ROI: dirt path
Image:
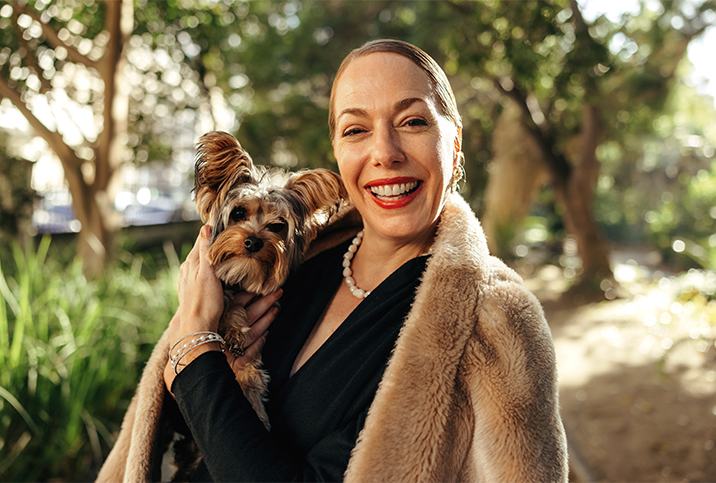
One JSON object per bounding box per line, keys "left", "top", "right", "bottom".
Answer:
{"left": 524, "top": 264, "right": 716, "bottom": 482}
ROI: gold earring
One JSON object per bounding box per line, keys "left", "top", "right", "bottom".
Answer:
{"left": 451, "top": 152, "right": 465, "bottom": 192}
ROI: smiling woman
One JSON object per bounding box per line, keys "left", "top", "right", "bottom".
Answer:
{"left": 99, "top": 39, "right": 567, "bottom": 483}
{"left": 331, "top": 52, "right": 459, "bottom": 261}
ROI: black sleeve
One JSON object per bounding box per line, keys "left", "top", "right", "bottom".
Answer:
{"left": 172, "top": 351, "right": 361, "bottom": 482}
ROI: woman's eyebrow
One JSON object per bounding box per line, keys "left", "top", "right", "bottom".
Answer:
{"left": 337, "top": 107, "right": 367, "bottom": 121}
{"left": 394, "top": 97, "right": 424, "bottom": 113}
{"left": 337, "top": 98, "right": 426, "bottom": 122}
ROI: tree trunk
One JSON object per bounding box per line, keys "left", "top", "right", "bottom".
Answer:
{"left": 2, "top": 0, "right": 133, "bottom": 277}
{"left": 482, "top": 100, "right": 549, "bottom": 258}
{"left": 73, "top": 0, "right": 133, "bottom": 278}
{"left": 549, "top": 105, "right": 613, "bottom": 297}
{"left": 63, "top": 164, "right": 115, "bottom": 278}
{"left": 483, "top": 86, "right": 614, "bottom": 295}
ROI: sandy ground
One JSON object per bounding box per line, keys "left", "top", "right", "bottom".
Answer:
{"left": 523, "top": 261, "right": 716, "bottom": 482}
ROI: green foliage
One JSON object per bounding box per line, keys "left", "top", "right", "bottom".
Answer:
{"left": 650, "top": 161, "right": 716, "bottom": 269}
{"left": 124, "top": 0, "right": 465, "bottom": 170}
{"left": 593, "top": 62, "right": 716, "bottom": 269}
{"left": 0, "top": 237, "right": 178, "bottom": 481}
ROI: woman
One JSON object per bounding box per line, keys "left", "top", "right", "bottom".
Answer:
{"left": 99, "top": 39, "right": 567, "bottom": 482}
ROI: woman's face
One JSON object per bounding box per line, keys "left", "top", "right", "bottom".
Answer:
{"left": 332, "top": 52, "right": 460, "bottom": 247}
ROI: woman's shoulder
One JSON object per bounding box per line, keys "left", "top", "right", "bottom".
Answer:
{"left": 467, "top": 254, "right": 556, "bottom": 369}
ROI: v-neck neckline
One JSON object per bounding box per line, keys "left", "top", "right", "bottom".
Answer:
{"left": 294, "top": 253, "right": 428, "bottom": 378}
{"left": 265, "top": 240, "right": 429, "bottom": 391}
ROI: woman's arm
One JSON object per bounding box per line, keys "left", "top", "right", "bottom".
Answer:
{"left": 467, "top": 270, "right": 568, "bottom": 482}
{"left": 164, "top": 225, "right": 358, "bottom": 481}
{"left": 173, "top": 351, "right": 360, "bottom": 482}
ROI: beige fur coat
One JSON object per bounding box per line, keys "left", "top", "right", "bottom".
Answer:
{"left": 96, "top": 193, "right": 567, "bottom": 482}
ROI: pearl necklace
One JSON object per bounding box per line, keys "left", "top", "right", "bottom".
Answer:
{"left": 343, "top": 231, "right": 371, "bottom": 299}
{"left": 342, "top": 230, "right": 433, "bottom": 300}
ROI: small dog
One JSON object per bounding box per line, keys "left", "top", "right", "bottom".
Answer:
{"left": 192, "top": 130, "right": 347, "bottom": 427}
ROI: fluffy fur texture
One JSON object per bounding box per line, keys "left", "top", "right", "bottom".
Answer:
{"left": 96, "top": 193, "right": 567, "bottom": 483}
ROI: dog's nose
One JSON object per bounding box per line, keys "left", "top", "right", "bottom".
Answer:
{"left": 244, "top": 236, "right": 264, "bottom": 253}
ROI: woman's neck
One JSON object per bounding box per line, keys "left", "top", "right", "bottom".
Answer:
{"left": 349, "top": 225, "right": 435, "bottom": 292}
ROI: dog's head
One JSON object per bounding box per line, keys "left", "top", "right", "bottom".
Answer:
{"left": 193, "top": 131, "right": 347, "bottom": 294}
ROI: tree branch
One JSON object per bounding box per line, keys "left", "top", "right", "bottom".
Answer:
{"left": 13, "top": 3, "right": 100, "bottom": 71}
{"left": 444, "top": 0, "right": 471, "bottom": 15}
{"left": 569, "top": 0, "right": 589, "bottom": 35}
{"left": 492, "top": 78, "right": 572, "bottom": 181}
{"left": 0, "top": 77, "right": 84, "bottom": 171}
{"left": 94, "top": 0, "right": 132, "bottom": 191}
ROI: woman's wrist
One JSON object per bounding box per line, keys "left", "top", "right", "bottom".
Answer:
{"left": 173, "top": 341, "right": 223, "bottom": 373}
{"left": 169, "top": 330, "right": 225, "bottom": 374}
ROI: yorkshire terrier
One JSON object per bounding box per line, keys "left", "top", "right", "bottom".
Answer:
{"left": 192, "top": 130, "right": 347, "bottom": 428}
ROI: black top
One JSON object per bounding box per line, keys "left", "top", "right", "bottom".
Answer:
{"left": 172, "top": 240, "right": 428, "bottom": 482}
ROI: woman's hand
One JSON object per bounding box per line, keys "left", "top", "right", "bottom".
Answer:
{"left": 165, "top": 225, "right": 225, "bottom": 391}
{"left": 179, "top": 225, "right": 225, "bottom": 326}
{"left": 164, "top": 225, "right": 282, "bottom": 393}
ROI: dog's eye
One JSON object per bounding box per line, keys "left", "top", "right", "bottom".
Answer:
{"left": 230, "top": 206, "right": 247, "bottom": 222}
{"left": 267, "top": 219, "right": 287, "bottom": 233}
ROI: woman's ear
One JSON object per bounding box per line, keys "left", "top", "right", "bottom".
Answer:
{"left": 453, "top": 128, "right": 462, "bottom": 168}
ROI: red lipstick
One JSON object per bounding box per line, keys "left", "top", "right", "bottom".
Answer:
{"left": 364, "top": 178, "right": 423, "bottom": 209}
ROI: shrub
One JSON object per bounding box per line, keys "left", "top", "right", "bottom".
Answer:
{"left": 0, "top": 237, "right": 178, "bottom": 481}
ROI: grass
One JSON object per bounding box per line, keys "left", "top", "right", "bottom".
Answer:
{"left": 0, "top": 237, "right": 180, "bottom": 481}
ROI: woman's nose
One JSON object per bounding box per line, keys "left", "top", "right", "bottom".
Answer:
{"left": 371, "top": 123, "right": 405, "bottom": 167}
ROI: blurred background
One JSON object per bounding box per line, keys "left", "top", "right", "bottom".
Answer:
{"left": 0, "top": 0, "right": 714, "bottom": 481}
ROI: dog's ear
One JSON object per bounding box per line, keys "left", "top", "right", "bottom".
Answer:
{"left": 194, "top": 131, "right": 255, "bottom": 223}
{"left": 284, "top": 169, "right": 348, "bottom": 221}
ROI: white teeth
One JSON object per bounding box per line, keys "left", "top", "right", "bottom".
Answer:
{"left": 370, "top": 181, "right": 418, "bottom": 198}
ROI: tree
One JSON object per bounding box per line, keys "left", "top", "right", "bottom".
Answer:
{"left": 0, "top": 0, "right": 133, "bottom": 277}
{"left": 444, "top": 0, "right": 715, "bottom": 294}
{"left": 183, "top": 0, "right": 448, "bottom": 169}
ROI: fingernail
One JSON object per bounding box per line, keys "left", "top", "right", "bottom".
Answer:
{"left": 201, "top": 225, "right": 211, "bottom": 239}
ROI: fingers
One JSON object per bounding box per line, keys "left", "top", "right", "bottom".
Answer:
{"left": 183, "top": 227, "right": 204, "bottom": 267}
{"left": 181, "top": 226, "right": 212, "bottom": 275}
{"left": 178, "top": 228, "right": 208, "bottom": 305}
{"left": 223, "top": 291, "right": 280, "bottom": 375}
{"left": 243, "top": 289, "right": 282, "bottom": 325}
{"left": 245, "top": 332, "right": 268, "bottom": 360}
{"left": 234, "top": 291, "right": 258, "bottom": 308}
{"left": 245, "top": 303, "right": 277, "bottom": 343}
{"left": 197, "top": 225, "right": 213, "bottom": 271}
{"left": 175, "top": 224, "right": 224, "bottom": 331}
{"left": 226, "top": 332, "right": 268, "bottom": 373}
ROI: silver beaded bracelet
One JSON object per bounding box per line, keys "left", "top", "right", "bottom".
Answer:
{"left": 169, "top": 331, "right": 225, "bottom": 374}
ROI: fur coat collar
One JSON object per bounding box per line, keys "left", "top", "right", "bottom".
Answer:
{"left": 96, "top": 193, "right": 567, "bottom": 482}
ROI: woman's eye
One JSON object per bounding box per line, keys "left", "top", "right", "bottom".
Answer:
{"left": 405, "top": 118, "right": 428, "bottom": 127}
{"left": 267, "top": 219, "right": 287, "bottom": 233}
{"left": 342, "top": 127, "right": 365, "bottom": 137}
{"left": 230, "top": 206, "right": 247, "bottom": 222}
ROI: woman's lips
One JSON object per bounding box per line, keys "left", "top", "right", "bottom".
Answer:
{"left": 365, "top": 178, "right": 423, "bottom": 209}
